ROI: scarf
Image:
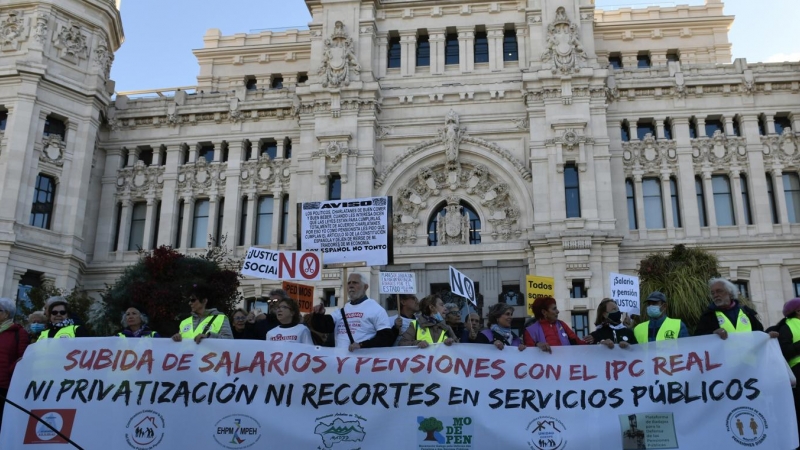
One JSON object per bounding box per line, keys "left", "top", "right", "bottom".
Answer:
{"left": 490, "top": 324, "right": 513, "bottom": 343}
{"left": 51, "top": 318, "right": 75, "bottom": 329}
{"left": 122, "top": 326, "right": 152, "bottom": 338}
{"left": 607, "top": 322, "right": 628, "bottom": 330}
{"left": 0, "top": 319, "right": 12, "bottom": 334}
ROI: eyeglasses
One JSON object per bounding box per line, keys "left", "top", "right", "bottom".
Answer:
{"left": 233, "top": 316, "right": 246, "bottom": 322}
{"left": 51, "top": 310, "right": 67, "bottom": 316}
{"left": 446, "top": 311, "right": 460, "bottom": 316}
{"left": 275, "top": 305, "right": 291, "bottom": 311}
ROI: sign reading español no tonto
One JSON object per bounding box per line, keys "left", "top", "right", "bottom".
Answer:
{"left": 300, "top": 196, "right": 392, "bottom": 266}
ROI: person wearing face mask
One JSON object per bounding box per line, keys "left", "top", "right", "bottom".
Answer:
{"left": 399, "top": 295, "right": 457, "bottom": 348}
{"left": 27, "top": 311, "right": 46, "bottom": 343}
{"left": 695, "top": 278, "right": 765, "bottom": 339}
{"left": 633, "top": 292, "right": 689, "bottom": 343}
{"left": 590, "top": 298, "right": 637, "bottom": 349}
{"left": 389, "top": 294, "right": 420, "bottom": 346}
{"left": 774, "top": 298, "right": 800, "bottom": 443}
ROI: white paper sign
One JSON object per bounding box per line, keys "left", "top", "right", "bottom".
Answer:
{"left": 379, "top": 272, "right": 416, "bottom": 294}
{"left": 449, "top": 266, "right": 476, "bottom": 306}
{"left": 610, "top": 272, "right": 640, "bottom": 315}
{"left": 300, "top": 197, "right": 391, "bottom": 266}
{"left": 241, "top": 247, "right": 322, "bottom": 281}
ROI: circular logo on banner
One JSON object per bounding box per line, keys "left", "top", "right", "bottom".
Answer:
{"left": 300, "top": 253, "right": 320, "bottom": 279}
{"left": 726, "top": 407, "right": 767, "bottom": 447}
{"left": 213, "top": 414, "right": 262, "bottom": 449}
{"left": 35, "top": 411, "right": 64, "bottom": 441}
{"left": 125, "top": 410, "right": 166, "bottom": 450}
{"left": 526, "top": 416, "right": 567, "bottom": 450}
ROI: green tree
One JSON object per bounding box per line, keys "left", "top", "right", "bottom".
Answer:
{"left": 21, "top": 282, "right": 93, "bottom": 330}
{"left": 418, "top": 417, "right": 444, "bottom": 441}
{"left": 637, "top": 244, "right": 721, "bottom": 332}
{"left": 91, "top": 239, "right": 243, "bottom": 336}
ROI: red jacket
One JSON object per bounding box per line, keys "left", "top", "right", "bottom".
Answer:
{"left": 0, "top": 324, "right": 30, "bottom": 389}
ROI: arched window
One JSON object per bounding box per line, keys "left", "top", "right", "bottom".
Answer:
{"left": 427, "top": 200, "right": 481, "bottom": 246}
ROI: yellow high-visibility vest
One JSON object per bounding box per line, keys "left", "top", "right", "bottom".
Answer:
{"left": 634, "top": 317, "right": 682, "bottom": 343}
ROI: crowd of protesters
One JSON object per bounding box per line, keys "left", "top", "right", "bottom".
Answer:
{"left": 1, "top": 275, "right": 800, "bottom": 436}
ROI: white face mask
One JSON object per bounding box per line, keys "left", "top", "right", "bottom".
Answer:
{"left": 646, "top": 305, "right": 663, "bottom": 318}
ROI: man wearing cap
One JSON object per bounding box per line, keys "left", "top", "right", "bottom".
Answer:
{"left": 695, "top": 278, "right": 764, "bottom": 339}
{"left": 633, "top": 292, "right": 689, "bottom": 343}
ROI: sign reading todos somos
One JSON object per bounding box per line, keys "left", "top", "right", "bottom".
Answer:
{"left": 242, "top": 248, "right": 322, "bottom": 281}
{"left": 300, "top": 196, "right": 392, "bottom": 266}
{"left": 525, "top": 275, "right": 555, "bottom": 316}
{"left": 379, "top": 272, "right": 416, "bottom": 295}
{"left": 449, "top": 266, "right": 476, "bottom": 306}
{"left": 2, "top": 335, "right": 796, "bottom": 449}
{"left": 610, "top": 272, "right": 640, "bottom": 315}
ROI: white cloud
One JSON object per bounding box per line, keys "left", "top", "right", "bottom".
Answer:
{"left": 765, "top": 53, "right": 800, "bottom": 63}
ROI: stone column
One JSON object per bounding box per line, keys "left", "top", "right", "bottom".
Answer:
{"left": 180, "top": 196, "right": 194, "bottom": 251}
{"left": 772, "top": 169, "right": 791, "bottom": 232}
{"left": 515, "top": 24, "right": 528, "bottom": 69}
{"left": 142, "top": 196, "right": 157, "bottom": 251}
{"left": 93, "top": 149, "right": 125, "bottom": 259}
{"left": 673, "top": 117, "right": 701, "bottom": 236}
{"left": 766, "top": 114, "right": 777, "bottom": 135}
{"left": 661, "top": 173, "right": 675, "bottom": 237}
{"left": 457, "top": 27, "right": 474, "bottom": 73}
{"left": 730, "top": 170, "right": 746, "bottom": 232}
{"left": 633, "top": 174, "right": 647, "bottom": 238}
{"left": 152, "top": 148, "right": 163, "bottom": 166}
{"left": 222, "top": 140, "right": 244, "bottom": 251}
{"left": 400, "top": 31, "right": 417, "bottom": 77}
{"left": 376, "top": 34, "right": 388, "bottom": 78}
{"left": 742, "top": 115, "right": 774, "bottom": 234}
{"left": 429, "top": 28, "right": 445, "bottom": 75}
{"left": 724, "top": 116, "right": 735, "bottom": 136}
{"left": 126, "top": 148, "right": 138, "bottom": 167}
{"left": 271, "top": 189, "right": 284, "bottom": 246}
{"left": 207, "top": 194, "right": 220, "bottom": 247}
{"left": 628, "top": 121, "right": 638, "bottom": 141}
{"left": 487, "top": 25, "right": 504, "bottom": 71}
{"left": 621, "top": 52, "right": 637, "bottom": 69}
{"left": 702, "top": 171, "right": 718, "bottom": 236}
{"left": 655, "top": 120, "right": 665, "bottom": 140}
{"left": 696, "top": 117, "right": 707, "bottom": 137}
{"left": 157, "top": 144, "right": 182, "bottom": 247}
{"left": 243, "top": 192, "right": 257, "bottom": 247}
{"left": 212, "top": 143, "right": 221, "bottom": 163}
{"left": 115, "top": 198, "right": 132, "bottom": 260}
{"left": 188, "top": 146, "right": 198, "bottom": 164}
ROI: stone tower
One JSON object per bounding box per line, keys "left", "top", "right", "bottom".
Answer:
{"left": 0, "top": 0, "right": 123, "bottom": 297}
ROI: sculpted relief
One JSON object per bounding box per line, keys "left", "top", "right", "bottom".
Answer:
{"left": 318, "top": 21, "right": 360, "bottom": 88}
{"left": 541, "top": 7, "right": 586, "bottom": 74}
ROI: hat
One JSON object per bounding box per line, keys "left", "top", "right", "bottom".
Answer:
{"left": 646, "top": 292, "right": 667, "bottom": 303}
{"left": 783, "top": 298, "right": 800, "bottom": 317}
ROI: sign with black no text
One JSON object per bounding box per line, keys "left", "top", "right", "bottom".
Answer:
{"left": 449, "top": 266, "right": 476, "bottom": 306}
{"left": 299, "top": 196, "right": 393, "bottom": 266}
{"left": 241, "top": 248, "right": 322, "bottom": 281}
{"left": 282, "top": 281, "right": 315, "bottom": 314}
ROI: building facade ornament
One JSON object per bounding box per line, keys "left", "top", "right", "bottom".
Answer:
{"left": 93, "top": 37, "right": 113, "bottom": 79}
{"left": 54, "top": 20, "right": 88, "bottom": 63}
{"left": 33, "top": 14, "right": 48, "bottom": 44}
{"left": 541, "top": 7, "right": 586, "bottom": 74}
{"left": 1, "top": 10, "right": 27, "bottom": 51}
{"left": 116, "top": 161, "right": 166, "bottom": 199}
{"left": 240, "top": 156, "right": 291, "bottom": 192}
{"left": 761, "top": 128, "right": 799, "bottom": 169}
{"left": 317, "top": 21, "right": 360, "bottom": 88}
{"left": 622, "top": 134, "right": 678, "bottom": 176}
{"left": 39, "top": 134, "right": 66, "bottom": 166}
{"left": 439, "top": 110, "right": 466, "bottom": 163}
{"left": 436, "top": 196, "right": 471, "bottom": 245}
{"left": 691, "top": 131, "right": 748, "bottom": 171}
{"left": 177, "top": 158, "right": 227, "bottom": 194}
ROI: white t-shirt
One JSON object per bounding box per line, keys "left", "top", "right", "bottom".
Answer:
{"left": 266, "top": 324, "right": 313, "bottom": 345}
{"left": 334, "top": 298, "right": 391, "bottom": 348}
{"left": 388, "top": 314, "right": 416, "bottom": 346}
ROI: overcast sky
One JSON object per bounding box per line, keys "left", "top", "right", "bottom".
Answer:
{"left": 110, "top": 0, "right": 800, "bottom": 92}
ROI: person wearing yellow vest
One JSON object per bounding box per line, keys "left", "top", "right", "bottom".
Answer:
{"left": 39, "top": 296, "right": 90, "bottom": 340}
{"left": 171, "top": 286, "right": 233, "bottom": 343}
{"left": 398, "top": 295, "right": 457, "bottom": 348}
{"left": 633, "top": 292, "right": 689, "bottom": 343}
{"left": 776, "top": 298, "right": 800, "bottom": 444}
{"left": 695, "top": 278, "right": 764, "bottom": 339}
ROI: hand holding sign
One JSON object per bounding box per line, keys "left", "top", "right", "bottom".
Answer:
{"left": 609, "top": 272, "right": 640, "bottom": 315}
{"left": 449, "top": 266, "right": 476, "bottom": 306}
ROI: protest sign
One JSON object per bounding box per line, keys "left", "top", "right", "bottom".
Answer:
{"left": 300, "top": 196, "right": 392, "bottom": 266}
{"left": 449, "top": 266, "right": 476, "bottom": 306}
{"left": 241, "top": 248, "right": 321, "bottom": 281}
{"left": 610, "top": 272, "right": 640, "bottom": 315}
{"left": 525, "top": 275, "right": 555, "bottom": 316}
{"left": 282, "top": 281, "right": 315, "bottom": 313}
{"left": 379, "top": 272, "right": 416, "bottom": 295}
{"left": 2, "top": 335, "right": 795, "bottom": 449}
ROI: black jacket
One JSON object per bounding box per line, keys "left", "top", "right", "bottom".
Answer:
{"left": 777, "top": 318, "right": 800, "bottom": 379}
{"left": 695, "top": 301, "right": 764, "bottom": 336}
{"left": 590, "top": 324, "right": 638, "bottom": 345}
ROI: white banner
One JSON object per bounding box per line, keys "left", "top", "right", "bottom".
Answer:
{"left": 610, "top": 272, "right": 641, "bottom": 315}
{"left": 449, "top": 266, "right": 476, "bottom": 306}
{"left": 2, "top": 335, "right": 797, "bottom": 450}
{"left": 241, "top": 248, "right": 322, "bottom": 281}
{"left": 380, "top": 272, "right": 416, "bottom": 294}
{"left": 300, "top": 197, "right": 391, "bottom": 266}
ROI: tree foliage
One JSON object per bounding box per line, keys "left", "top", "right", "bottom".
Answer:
{"left": 92, "top": 241, "right": 243, "bottom": 337}
{"left": 20, "top": 282, "right": 94, "bottom": 329}
{"left": 418, "top": 417, "right": 444, "bottom": 433}
{"left": 637, "top": 244, "right": 720, "bottom": 332}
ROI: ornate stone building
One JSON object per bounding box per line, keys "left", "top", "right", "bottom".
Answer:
{"left": 1, "top": 0, "right": 799, "bottom": 333}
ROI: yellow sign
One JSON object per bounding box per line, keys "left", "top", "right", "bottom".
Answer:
{"left": 525, "top": 275, "right": 555, "bottom": 316}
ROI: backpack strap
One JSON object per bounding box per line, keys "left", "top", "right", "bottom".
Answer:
{"left": 200, "top": 314, "right": 221, "bottom": 336}
{"left": 340, "top": 308, "right": 355, "bottom": 344}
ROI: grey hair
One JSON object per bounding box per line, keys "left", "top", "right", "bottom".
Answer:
{"left": 0, "top": 298, "right": 15, "bottom": 315}
{"left": 45, "top": 296, "right": 68, "bottom": 313}
{"left": 268, "top": 289, "right": 290, "bottom": 300}
{"left": 709, "top": 278, "right": 738, "bottom": 300}
{"left": 120, "top": 310, "right": 150, "bottom": 328}
{"left": 443, "top": 303, "right": 459, "bottom": 312}
{"left": 28, "top": 311, "right": 46, "bottom": 321}
{"left": 348, "top": 273, "right": 369, "bottom": 285}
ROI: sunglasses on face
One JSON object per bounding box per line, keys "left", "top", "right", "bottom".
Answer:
{"left": 51, "top": 310, "right": 67, "bottom": 316}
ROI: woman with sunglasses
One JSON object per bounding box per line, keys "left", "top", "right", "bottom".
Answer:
{"left": 231, "top": 308, "right": 256, "bottom": 340}
{"left": 171, "top": 284, "right": 233, "bottom": 343}
{"left": 39, "top": 296, "right": 90, "bottom": 339}
{"left": 265, "top": 298, "right": 313, "bottom": 344}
